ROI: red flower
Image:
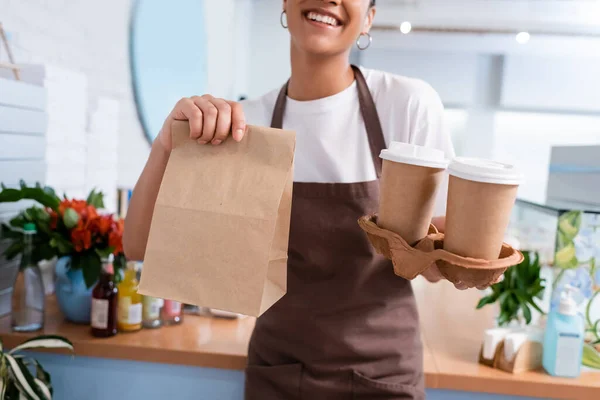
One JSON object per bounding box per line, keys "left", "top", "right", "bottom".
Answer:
{"left": 49, "top": 210, "right": 58, "bottom": 230}
{"left": 83, "top": 205, "right": 98, "bottom": 224}
{"left": 98, "top": 215, "right": 114, "bottom": 235}
{"left": 70, "top": 200, "right": 87, "bottom": 214}
{"left": 58, "top": 200, "right": 72, "bottom": 216}
{"left": 71, "top": 227, "right": 92, "bottom": 252}
{"left": 108, "top": 230, "right": 123, "bottom": 255}
{"left": 90, "top": 215, "right": 113, "bottom": 236}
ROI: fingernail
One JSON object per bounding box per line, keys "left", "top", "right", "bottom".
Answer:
{"left": 198, "top": 140, "right": 207, "bottom": 145}
{"left": 234, "top": 129, "right": 244, "bottom": 141}
{"left": 212, "top": 140, "right": 222, "bottom": 145}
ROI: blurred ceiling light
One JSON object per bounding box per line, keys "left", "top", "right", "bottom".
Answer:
{"left": 400, "top": 21, "right": 412, "bottom": 34}
{"left": 516, "top": 31, "right": 531, "bottom": 44}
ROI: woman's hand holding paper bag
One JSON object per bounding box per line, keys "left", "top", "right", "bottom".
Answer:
{"left": 156, "top": 95, "right": 247, "bottom": 152}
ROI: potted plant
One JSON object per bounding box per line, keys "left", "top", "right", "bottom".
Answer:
{"left": 477, "top": 251, "right": 546, "bottom": 326}
{"left": 0, "top": 334, "right": 74, "bottom": 399}
{"left": 0, "top": 182, "right": 126, "bottom": 323}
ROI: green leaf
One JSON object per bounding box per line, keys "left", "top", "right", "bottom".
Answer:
{"left": 86, "top": 189, "right": 105, "bottom": 209}
{"left": 476, "top": 295, "right": 497, "bottom": 309}
{"left": 62, "top": 208, "right": 79, "bottom": 229}
{"left": 497, "top": 290, "right": 511, "bottom": 307}
{"left": 32, "top": 360, "right": 52, "bottom": 396}
{"left": 9, "top": 335, "right": 73, "bottom": 355}
{"left": 3, "top": 241, "right": 23, "bottom": 261}
{"left": 521, "top": 303, "right": 532, "bottom": 324}
{"left": 498, "top": 311, "right": 510, "bottom": 326}
{"left": 95, "top": 247, "right": 115, "bottom": 259}
{"left": 0, "top": 378, "right": 6, "bottom": 399}
{"left": 114, "top": 254, "right": 126, "bottom": 270}
{"left": 0, "top": 186, "right": 59, "bottom": 211}
{"left": 4, "top": 354, "right": 47, "bottom": 400}
{"left": 527, "top": 297, "right": 545, "bottom": 315}
{"left": 76, "top": 252, "right": 101, "bottom": 288}
{"left": 42, "top": 186, "right": 56, "bottom": 199}
{"left": 28, "top": 208, "right": 49, "bottom": 224}
{"left": 582, "top": 344, "right": 600, "bottom": 370}
{"left": 3, "top": 381, "right": 20, "bottom": 400}
{"left": 49, "top": 235, "right": 73, "bottom": 255}
{"left": 33, "top": 379, "right": 51, "bottom": 400}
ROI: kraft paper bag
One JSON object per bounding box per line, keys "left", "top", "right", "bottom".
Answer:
{"left": 139, "top": 121, "right": 296, "bottom": 317}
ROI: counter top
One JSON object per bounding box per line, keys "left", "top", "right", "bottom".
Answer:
{"left": 1, "top": 279, "right": 598, "bottom": 399}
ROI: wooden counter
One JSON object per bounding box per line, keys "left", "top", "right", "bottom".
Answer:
{"left": 1, "top": 279, "right": 598, "bottom": 399}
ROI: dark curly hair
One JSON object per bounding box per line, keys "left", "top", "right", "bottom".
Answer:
{"left": 371, "top": 0, "right": 376, "bottom": 6}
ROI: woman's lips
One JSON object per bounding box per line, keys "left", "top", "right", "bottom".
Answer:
{"left": 303, "top": 11, "right": 342, "bottom": 29}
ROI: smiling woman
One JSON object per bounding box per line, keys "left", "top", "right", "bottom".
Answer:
{"left": 124, "top": 0, "right": 454, "bottom": 399}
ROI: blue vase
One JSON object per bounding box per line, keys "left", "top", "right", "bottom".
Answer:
{"left": 54, "top": 256, "right": 96, "bottom": 324}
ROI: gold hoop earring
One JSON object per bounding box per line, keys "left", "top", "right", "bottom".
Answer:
{"left": 280, "top": 11, "right": 288, "bottom": 29}
{"left": 356, "top": 32, "right": 372, "bottom": 50}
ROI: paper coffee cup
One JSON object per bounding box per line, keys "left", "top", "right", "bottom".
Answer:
{"left": 444, "top": 158, "right": 523, "bottom": 260}
{"left": 378, "top": 142, "right": 449, "bottom": 245}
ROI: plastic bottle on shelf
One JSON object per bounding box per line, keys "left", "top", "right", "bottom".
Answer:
{"left": 542, "top": 285, "right": 584, "bottom": 378}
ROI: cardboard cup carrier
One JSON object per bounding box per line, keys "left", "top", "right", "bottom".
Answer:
{"left": 360, "top": 148, "right": 524, "bottom": 288}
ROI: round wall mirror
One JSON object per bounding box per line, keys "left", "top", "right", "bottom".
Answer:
{"left": 129, "top": 0, "right": 208, "bottom": 143}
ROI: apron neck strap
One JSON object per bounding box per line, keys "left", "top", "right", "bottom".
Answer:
{"left": 270, "top": 65, "right": 386, "bottom": 178}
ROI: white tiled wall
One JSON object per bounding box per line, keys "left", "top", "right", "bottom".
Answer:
{"left": 0, "top": 0, "right": 149, "bottom": 192}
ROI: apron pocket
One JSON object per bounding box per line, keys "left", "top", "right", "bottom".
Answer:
{"left": 352, "top": 370, "right": 425, "bottom": 400}
{"left": 245, "top": 363, "right": 303, "bottom": 400}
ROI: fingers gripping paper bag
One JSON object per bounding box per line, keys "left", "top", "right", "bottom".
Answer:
{"left": 139, "top": 121, "right": 296, "bottom": 317}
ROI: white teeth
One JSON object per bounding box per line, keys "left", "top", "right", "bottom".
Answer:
{"left": 307, "top": 12, "right": 338, "bottom": 26}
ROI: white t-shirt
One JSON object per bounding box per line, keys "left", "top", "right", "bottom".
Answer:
{"left": 241, "top": 67, "right": 455, "bottom": 216}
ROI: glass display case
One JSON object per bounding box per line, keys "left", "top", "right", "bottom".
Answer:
{"left": 508, "top": 199, "right": 600, "bottom": 370}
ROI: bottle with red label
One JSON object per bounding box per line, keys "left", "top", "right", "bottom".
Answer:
{"left": 91, "top": 255, "right": 118, "bottom": 337}
{"left": 161, "top": 300, "right": 183, "bottom": 326}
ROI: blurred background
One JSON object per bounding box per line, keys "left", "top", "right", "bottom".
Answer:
{"left": 1, "top": 1, "right": 600, "bottom": 398}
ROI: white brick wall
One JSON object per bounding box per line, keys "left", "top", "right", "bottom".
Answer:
{"left": 0, "top": 0, "right": 149, "bottom": 191}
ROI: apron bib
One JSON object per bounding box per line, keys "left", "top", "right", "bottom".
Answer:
{"left": 245, "top": 66, "right": 424, "bottom": 400}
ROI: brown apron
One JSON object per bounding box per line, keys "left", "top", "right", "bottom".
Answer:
{"left": 245, "top": 66, "right": 424, "bottom": 400}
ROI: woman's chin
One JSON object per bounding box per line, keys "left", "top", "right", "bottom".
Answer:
{"left": 294, "top": 38, "right": 347, "bottom": 57}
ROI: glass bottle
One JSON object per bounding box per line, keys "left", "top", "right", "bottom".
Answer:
{"left": 161, "top": 300, "right": 183, "bottom": 326}
{"left": 91, "top": 256, "right": 118, "bottom": 337}
{"left": 12, "top": 223, "right": 45, "bottom": 332}
{"left": 136, "top": 261, "right": 162, "bottom": 329}
{"left": 117, "top": 261, "right": 142, "bottom": 332}
{"left": 142, "top": 296, "right": 163, "bottom": 329}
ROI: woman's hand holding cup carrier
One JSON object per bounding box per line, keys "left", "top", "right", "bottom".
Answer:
{"left": 156, "top": 95, "right": 246, "bottom": 152}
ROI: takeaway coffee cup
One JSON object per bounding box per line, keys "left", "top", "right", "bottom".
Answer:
{"left": 444, "top": 158, "right": 523, "bottom": 260}
{"left": 378, "top": 142, "right": 449, "bottom": 245}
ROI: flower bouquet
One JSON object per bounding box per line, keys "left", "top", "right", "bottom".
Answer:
{"left": 0, "top": 181, "right": 125, "bottom": 288}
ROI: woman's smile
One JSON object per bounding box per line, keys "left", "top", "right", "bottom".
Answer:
{"left": 303, "top": 9, "right": 343, "bottom": 29}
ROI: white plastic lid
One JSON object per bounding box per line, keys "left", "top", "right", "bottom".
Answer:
{"left": 448, "top": 157, "right": 523, "bottom": 185}
{"left": 559, "top": 285, "right": 579, "bottom": 316}
{"left": 379, "top": 142, "right": 449, "bottom": 169}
